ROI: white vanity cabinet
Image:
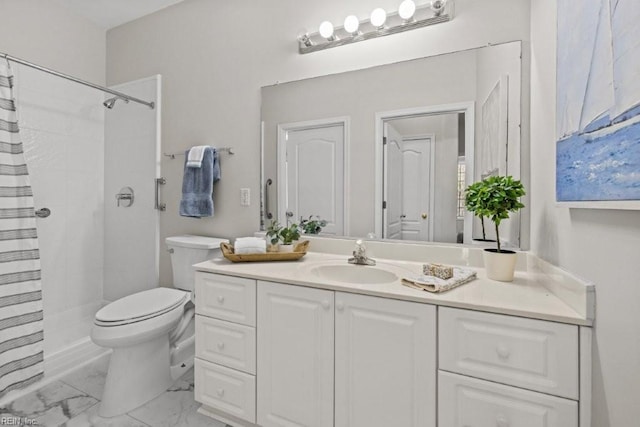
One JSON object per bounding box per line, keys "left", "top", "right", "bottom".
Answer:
{"left": 438, "top": 307, "right": 580, "bottom": 427}
{"left": 256, "top": 281, "right": 436, "bottom": 427}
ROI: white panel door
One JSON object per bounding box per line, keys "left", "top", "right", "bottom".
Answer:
{"left": 401, "top": 137, "right": 433, "bottom": 241}
{"left": 257, "top": 281, "right": 334, "bottom": 427}
{"left": 439, "top": 371, "right": 578, "bottom": 427}
{"left": 283, "top": 123, "right": 344, "bottom": 235}
{"left": 383, "top": 123, "right": 403, "bottom": 239}
{"left": 335, "top": 292, "right": 436, "bottom": 427}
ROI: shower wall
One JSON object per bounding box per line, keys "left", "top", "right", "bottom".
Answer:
{"left": 12, "top": 64, "right": 106, "bottom": 357}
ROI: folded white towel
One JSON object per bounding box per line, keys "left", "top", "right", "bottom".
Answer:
{"left": 234, "top": 237, "right": 267, "bottom": 254}
{"left": 402, "top": 267, "right": 477, "bottom": 293}
{"left": 186, "top": 145, "right": 209, "bottom": 168}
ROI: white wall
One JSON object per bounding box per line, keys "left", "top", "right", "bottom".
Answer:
{"left": 0, "top": 0, "right": 106, "bottom": 355}
{"left": 106, "top": 0, "right": 532, "bottom": 284}
{"left": 530, "top": 1, "right": 640, "bottom": 426}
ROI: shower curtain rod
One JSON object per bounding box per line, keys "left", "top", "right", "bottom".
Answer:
{"left": 0, "top": 52, "right": 155, "bottom": 109}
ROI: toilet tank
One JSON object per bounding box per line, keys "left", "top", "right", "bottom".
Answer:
{"left": 166, "top": 235, "right": 228, "bottom": 291}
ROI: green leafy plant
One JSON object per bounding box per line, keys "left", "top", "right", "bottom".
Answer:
{"left": 464, "top": 181, "right": 488, "bottom": 240}
{"left": 299, "top": 215, "right": 327, "bottom": 234}
{"left": 466, "top": 175, "right": 525, "bottom": 252}
{"left": 266, "top": 220, "right": 283, "bottom": 245}
{"left": 279, "top": 223, "right": 301, "bottom": 245}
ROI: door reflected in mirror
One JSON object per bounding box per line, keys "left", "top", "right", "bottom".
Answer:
{"left": 261, "top": 41, "right": 524, "bottom": 248}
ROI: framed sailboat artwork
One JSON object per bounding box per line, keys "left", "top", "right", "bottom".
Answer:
{"left": 556, "top": 0, "right": 640, "bottom": 209}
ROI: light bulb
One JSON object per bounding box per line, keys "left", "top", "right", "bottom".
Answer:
{"left": 370, "top": 8, "right": 387, "bottom": 28}
{"left": 398, "top": 0, "right": 416, "bottom": 21}
{"left": 319, "top": 21, "right": 335, "bottom": 40}
{"left": 344, "top": 15, "right": 360, "bottom": 35}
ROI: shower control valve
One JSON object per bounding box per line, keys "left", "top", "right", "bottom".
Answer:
{"left": 116, "top": 186, "right": 134, "bottom": 207}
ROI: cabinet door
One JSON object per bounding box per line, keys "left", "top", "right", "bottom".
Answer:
{"left": 439, "top": 371, "right": 578, "bottom": 427}
{"left": 257, "top": 281, "right": 334, "bottom": 427}
{"left": 335, "top": 292, "right": 436, "bottom": 427}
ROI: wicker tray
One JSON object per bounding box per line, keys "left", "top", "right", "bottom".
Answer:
{"left": 220, "top": 240, "right": 309, "bottom": 262}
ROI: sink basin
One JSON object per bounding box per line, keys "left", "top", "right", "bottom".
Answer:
{"left": 309, "top": 264, "right": 398, "bottom": 284}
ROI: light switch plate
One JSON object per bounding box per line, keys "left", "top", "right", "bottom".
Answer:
{"left": 240, "top": 188, "right": 250, "bottom": 206}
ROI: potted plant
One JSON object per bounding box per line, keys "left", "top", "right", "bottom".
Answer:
{"left": 467, "top": 175, "right": 525, "bottom": 282}
{"left": 266, "top": 220, "right": 283, "bottom": 252}
{"left": 464, "top": 181, "right": 495, "bottom": 243}
{"left": 299, "top": 215, "right": 327, "bottom": 235}
{"left": 279, "top": 223, "right": 301, "bottom": 252}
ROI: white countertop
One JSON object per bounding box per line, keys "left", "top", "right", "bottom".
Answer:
{"left": 194, "top": 251, "right": 593, "bottom": 326}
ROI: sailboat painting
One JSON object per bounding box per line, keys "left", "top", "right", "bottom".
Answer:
{"left": 556, "top": 0, "right": 640, "bottom": 207}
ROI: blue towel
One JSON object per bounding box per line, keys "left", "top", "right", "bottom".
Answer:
{"left": 179, "top": 146, "right": 221, "bottom": 217}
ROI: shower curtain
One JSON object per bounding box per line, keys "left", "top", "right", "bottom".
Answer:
{"left": 0, "top": 60, "right": 43, "bottom": 397}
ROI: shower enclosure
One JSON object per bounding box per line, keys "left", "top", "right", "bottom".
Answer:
{"left": 3, "top": 56, "right": 161, "bottom": 400}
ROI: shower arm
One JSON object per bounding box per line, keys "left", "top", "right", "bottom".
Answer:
{"left": 0, "top": 52, "right": 155, "bottom": 109}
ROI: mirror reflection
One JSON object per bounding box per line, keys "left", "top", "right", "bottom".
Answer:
{"left": 261, "top": 41, "right": 523, "bottom": 247}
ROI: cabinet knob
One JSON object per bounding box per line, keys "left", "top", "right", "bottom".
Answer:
{"left": 321, "top": 300, "right": 330, "bottom": 310}
{"left": 217, "top": 295, "right": 225, "bottom": 304}
{"left": 217, "top": 388, "right": 225, "bottom": 397}
{"left": 496, "top": 344, "right": 510, "bottom": 360}
{"left": 217, "top": 342, "right": 225, "bottom": 350}
{"left": 496, "top": 414, "right": 509, "bottom": 427}
{"left": 336, "top": 301, "right": 344, "bottom": 312}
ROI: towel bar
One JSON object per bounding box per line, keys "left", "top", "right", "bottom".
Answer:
{"left": 163, "top": 147, "right": 234, "bottom": 159}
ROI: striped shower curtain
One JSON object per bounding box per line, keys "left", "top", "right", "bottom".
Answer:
{"left": 0, "top": 60, "right": 44, "bottom": 397}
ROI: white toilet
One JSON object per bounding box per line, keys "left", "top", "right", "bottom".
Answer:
{"left": 91, "top": 235, "right": 227, "bottom": 417}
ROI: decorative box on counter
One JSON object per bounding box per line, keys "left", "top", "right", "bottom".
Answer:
{"left": 423, "top": 263, "right": 454, "bottom": 280}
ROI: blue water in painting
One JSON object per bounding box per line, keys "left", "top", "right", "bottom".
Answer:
{"left": 556, "top": 121, "right": 640, "bottom": 201}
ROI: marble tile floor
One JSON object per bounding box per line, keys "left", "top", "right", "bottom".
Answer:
{"left": 0, "top": 354, "right": 229, "bottom": 427}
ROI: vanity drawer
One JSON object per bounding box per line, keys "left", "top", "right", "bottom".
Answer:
{"left": 438, "top": 371, "right": 578, "bottom": 427}
{"left": 195, "top": 315, "right": 256, "bottom": 375}
{"left": 196, "top": 272, "right": 256, "bottom": 326}
{"left": 195, "top": 358, "right": 256, "bottom": 423}
{"left": 439, "top": 307, "right": 579, "bottom": 399}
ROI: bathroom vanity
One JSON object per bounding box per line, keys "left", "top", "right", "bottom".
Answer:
{"left": 192, "top": 239, "right": 594, "bottom": 427}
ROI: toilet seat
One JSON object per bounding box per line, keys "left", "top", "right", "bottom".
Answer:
{"left": 95, "top": 288, "right": 188, "bottom": 327}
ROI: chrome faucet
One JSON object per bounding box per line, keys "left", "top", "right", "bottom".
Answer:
{"left": 348, "top": 239, "right": 376, "bottom": 266}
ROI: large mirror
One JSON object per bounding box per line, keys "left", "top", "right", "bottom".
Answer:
{"left": 261, "top": 41, "right": 524, "bottom": 247}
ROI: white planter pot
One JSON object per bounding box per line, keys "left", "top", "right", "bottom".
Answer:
{"left": 279, "top": 244, "right": 294, "bottom": 253}
{"left": 482, "top": 249, "right": 518, "bottom": 282}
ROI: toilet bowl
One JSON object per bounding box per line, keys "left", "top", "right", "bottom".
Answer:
{"left": 91, "top": 235, "right": 227, "bottom": 417}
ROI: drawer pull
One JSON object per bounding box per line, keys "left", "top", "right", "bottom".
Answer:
{"left": 321, "top": 300, "right": 330, "bottom": 310}
{"left": 217, "top": 342, "right": 225, "bottom": 350}
{"left": 217, "top": 295, "right": 225, "bottom": 304}
{"left": 496, "top": 344, "right": 510, "bottom": 360}
{"left": 216, "top": 388, "right": 225, "bottom": 397}
{"left": 496, "top": 414, "right": 509, "bottom": 427}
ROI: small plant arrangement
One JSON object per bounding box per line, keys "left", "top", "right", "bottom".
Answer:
{"left": 299, "top": 215, "right": 327, "bottom": 235}
{"left": 465, "top": 175, "right": 525, "bottom": 281}
{"left": 266, "top": 220, "right": 283, "bottom": 250}
{"left": 279, "top": 223, "right": 301, "bottom": 245}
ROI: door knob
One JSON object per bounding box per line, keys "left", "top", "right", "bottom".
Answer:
{"left": 35, "top": 208, "right": 51, "bottom": 218}
{"left": 400, "top": 214, "right": 407, "bottom": 219}
{"left": 421, "top": 213, "right": 428, "bottom": 219}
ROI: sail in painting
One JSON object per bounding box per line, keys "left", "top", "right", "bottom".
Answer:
{"left": 556, "top": 0, "right": 640, "bottom": 202}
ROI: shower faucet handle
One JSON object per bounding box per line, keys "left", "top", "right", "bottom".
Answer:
{"left": 115, "top": 186, "right": 134, "bottom": 207}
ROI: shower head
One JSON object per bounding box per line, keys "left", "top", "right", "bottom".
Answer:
{"left": 103, "top": 97, "right": 129, "bottom": 109}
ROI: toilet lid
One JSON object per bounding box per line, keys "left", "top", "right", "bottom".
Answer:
{"left": 95, "top": 288, "right": 188, "bottom": 324}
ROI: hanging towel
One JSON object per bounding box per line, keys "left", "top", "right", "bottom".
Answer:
{"left": 0, "top": 60, "right": 44, "bottom": 397}
{"left": 186, "top": 145, "right": 208, "bottom": 168}
{"left": 179, "top": 146, "right": 220, "bottom": 217}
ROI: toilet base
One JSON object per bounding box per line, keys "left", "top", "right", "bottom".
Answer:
{"left": 99, "top": 335, "right": 173, "bottom": 418}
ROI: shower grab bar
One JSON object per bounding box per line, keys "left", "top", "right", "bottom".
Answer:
{"left": 0, "top": 52, "right": 155, "bottom": 109}
{"left": 265, "top": 178, "right": 273, "bottom": 220}
{"left": 155, "top": 177, "right": 166, "bottom": 211}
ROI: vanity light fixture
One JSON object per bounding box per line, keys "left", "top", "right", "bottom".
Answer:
{"left": 370, "top": 8, "right": 388, "bottom": 29}
{"left": 398, "top": 0, "right": 417, "bottom": 22}
{"left": 344, "top": 15, "right": 361, "bottom": 36}
{"left": 319, "top": 21, "right": 338, "bottom": 41}
{"left": 298, "top": 0, "right": 453, "bottom": 54}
